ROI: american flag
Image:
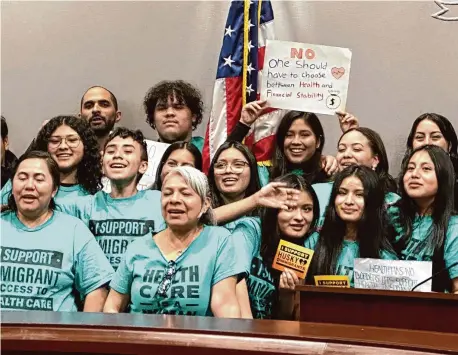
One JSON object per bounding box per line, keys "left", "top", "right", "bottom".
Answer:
{"left": 202, "top": 0, "right": 284, "bottom": 173}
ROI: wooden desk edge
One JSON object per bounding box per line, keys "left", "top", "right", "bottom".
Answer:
{"left": 295, "top": 285, "right": 458, "bottom": 301}
{"left": 2, "top": 322, "right": 457, "bottom": 354}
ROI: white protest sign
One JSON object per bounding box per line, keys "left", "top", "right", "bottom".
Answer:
{"left": 103, "top": 139, "right": 170, "bottom": 193}
{"left": 354, "top": 258, "right": 433, "bottom": 292}
{"left": 260, "top": 40, "right": 352, "bottom": 115}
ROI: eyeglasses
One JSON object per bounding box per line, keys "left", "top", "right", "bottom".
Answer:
{"left": 155, "top": 260, "right": 178, "bottom": 298}
{"left": 214, "top": 161, "right": 249, "bottom": 174}
{"left": 48, "top": 135, "right": 81, "bottom": 149}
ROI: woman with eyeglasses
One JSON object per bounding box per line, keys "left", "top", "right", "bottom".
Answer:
{"left": 392, "top": 145, "right": 458, "bottom": 293}
{"left": 1, "top": 116, "right": 102, "bottom": 204}
{"left": 207, "top": 141, "right": 301, "bottom": 226}
{"left": 152, "top": 141, "right": 202, "bottom": 191}
{"left": 206, "top": 141, "right": 301, "bottom": 317}
{"left": 1, "top": 151, "right": 113, "bottom": 312}
{"left": 104, "top": 166, "right": 245, "bottom": 317}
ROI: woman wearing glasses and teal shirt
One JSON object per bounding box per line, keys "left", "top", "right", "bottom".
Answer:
{"left": 1, "top": 116, "right": 102, "bottom": 205}
{"left": 207, "top": 141, "right": 300, "bottom": 227}
{"left": 104, "top": 166, "right": 245, "bottom": 317}
{"left": 205, "top": 141, "right": 302, "bottom": 317}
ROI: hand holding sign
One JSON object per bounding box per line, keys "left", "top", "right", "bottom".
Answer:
{"left": 260, "top": 40, "right": 352, "bottom": 115}
{"left": 279, "top": 268, "right": 303, "bottom": 291}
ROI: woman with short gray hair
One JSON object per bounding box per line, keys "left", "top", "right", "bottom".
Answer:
{"left": 104, "top": 166, "right": 245, "bottom": 317}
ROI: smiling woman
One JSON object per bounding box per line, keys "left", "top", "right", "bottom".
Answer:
{"left": 393, "top": 145, "right": 458, "bottom": 293}
{"left": 0, "top": 116, "right": 103, "bottom": 206}
{"left": 0, "top": 116, "right": 103, "bottom": 207}
{"left": 305, "top": 165, "right": 397, "bottom": 287}
{"left": 103, "top": 166, "right": 246, "bottom": 317}
{"left": 153, "top": 141, "right": 203, "bottom": 191}
{"left": 208, "top": 141, "right": 261, "bottom": 217}
{"left": 271, "top": 111, "right": 327, "bottom": 185}
{"left": 312, "top": 127, "right": 398, "bottom": 225}
{"left": 0, "top": 150, "right": 114, "bottom": 312}
{"left": 34, "top": 116, "right": 103, "bottom": 195}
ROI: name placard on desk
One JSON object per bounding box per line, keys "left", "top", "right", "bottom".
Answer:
{"left": 314, "top": 275, "right": 350, "bottom": 288}
{"left": 354, "top": 258, "right": 432, "bottom": 292}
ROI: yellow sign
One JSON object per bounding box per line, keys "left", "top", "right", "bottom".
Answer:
{"left": 314, "top": 275, "right": 350, "bottom": 288}
{"left": 272, "top": 239, "right": 314, "bottom": 279}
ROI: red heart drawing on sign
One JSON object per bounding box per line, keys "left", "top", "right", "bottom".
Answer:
{"left": 331, "top": 67, "right": 345, "bottom": 79}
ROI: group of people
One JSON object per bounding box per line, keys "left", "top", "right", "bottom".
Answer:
{"left": 1, "top": 80, "right": 457, "bottom": 320}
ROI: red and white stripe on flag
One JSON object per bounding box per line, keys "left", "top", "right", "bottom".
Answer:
{"left": 203, "top": 0, "right": 283, "bottom": 173}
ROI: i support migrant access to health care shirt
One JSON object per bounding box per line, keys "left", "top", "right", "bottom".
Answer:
{"left": 56, "top": 189, "right": 165, "bottom": 269}
{"left": 225, "top": 217, "right": 276, "bottom": 319}
{"left": 304, "top": 232, "right": 398, "bottom": 287}
{"left": 110, "top": 226, "right": 245, "bottom": 316}
{"left": 0, "top": 211, "right": 114, "bottom": 311}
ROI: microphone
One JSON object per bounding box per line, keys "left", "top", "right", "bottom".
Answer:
{"left": 411, "top": 261, "right": 458, "bottom": 291}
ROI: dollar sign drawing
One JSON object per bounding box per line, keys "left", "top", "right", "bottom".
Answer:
{"left": 330, "top": 98, "right": 335, "bottom": 106}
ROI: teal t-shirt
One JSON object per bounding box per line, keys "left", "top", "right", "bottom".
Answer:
{"left": 56, "top": 189, "right": 165, "bottom": 269}
{"left": 394, "top": 215, "right": 458, "bottom": 281}
{"left": 226, "top": 217, "right": 276, "bottom": 319}
{"left": 190, "top": 136, "right": 204, "bottom": 153}
{"left": 304, "top": 232, "right": 397, "bottom": 287}
{"left": 110, "top": 225, "right": 245, "bottom": 316}
{"left": 257, "top": 165, "right": 270, "bottom": 187}
{"left": 312, "top": 181, "right": 400, "bottom": 227}
{"left": 1, "top": 179, "right": 90, "bottom": 206}
{"left": 0, "top": 210, "right": 114, "bottom": 312}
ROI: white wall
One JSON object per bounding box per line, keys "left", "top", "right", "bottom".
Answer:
{"left": 2, "top": 1, "right": 457, "bottom": 175}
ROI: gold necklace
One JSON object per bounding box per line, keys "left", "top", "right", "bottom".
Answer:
{"left": 168, "top": 226, "right": 202, "bottom": 255}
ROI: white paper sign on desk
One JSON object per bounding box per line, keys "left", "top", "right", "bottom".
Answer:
{"left": 103, "top": 140, "right": 170, "bottom": 193}
{"left": 354, "top": 258, "right": 433, "bottom": 292}
{"left": 260, "top": 40, "right": 352, "bottom": 115}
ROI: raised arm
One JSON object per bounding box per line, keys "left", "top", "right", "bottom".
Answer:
{"left": 213, "top": 182, "right": 299, "bottom": 224}
{"left": 336, "top": 110, "right": 359, "bottom": 133}
{"left": 226, "top": 100, "right": 268, "bottom": 142}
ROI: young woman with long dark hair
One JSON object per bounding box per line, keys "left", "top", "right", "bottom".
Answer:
{"left": 403, "top": 113, "right": 458, "bottom": 210}
{"left": 312, "top": 127, "right": 398, "bottom": 224}
{"left": 230, "top": 173, "right": 319, "bottom": 319}
{"left": 394, "top": 145, "right": 458, "bottom": 293}
{"left": 304, "top": 165, "right": 397, "bottom": 286}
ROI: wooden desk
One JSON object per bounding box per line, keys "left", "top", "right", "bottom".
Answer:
{"left": 2, "top": 311, "right": 458, "bottom": 354}
{"left": 296, "top": 286, "right": 458, "bottom": 333}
